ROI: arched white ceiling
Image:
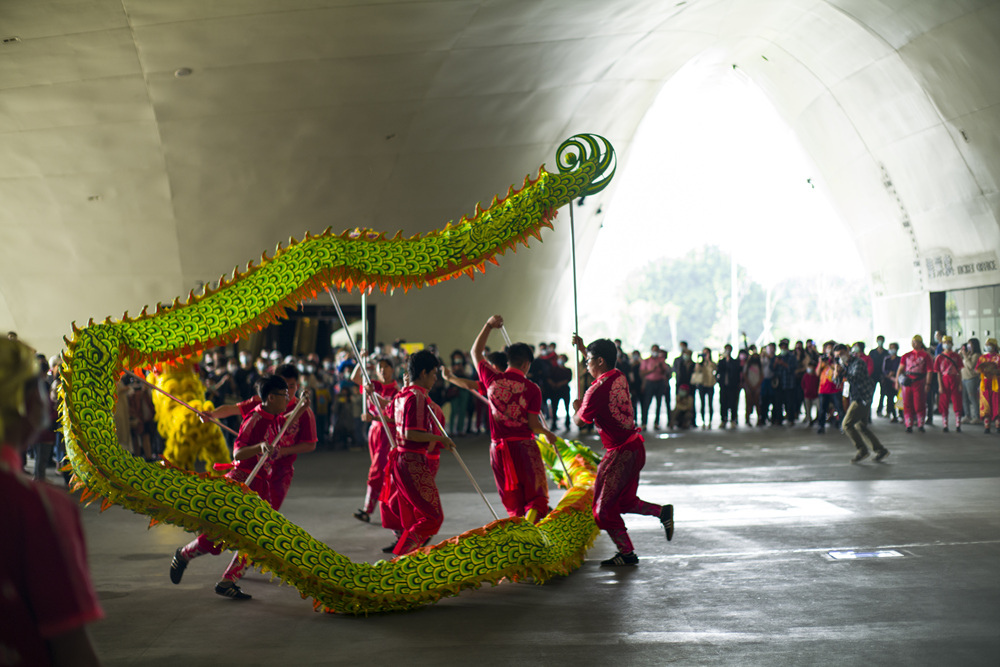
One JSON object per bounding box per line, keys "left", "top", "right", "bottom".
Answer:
{"left": 1, "top": 0, "right": 998, "bottom": 355}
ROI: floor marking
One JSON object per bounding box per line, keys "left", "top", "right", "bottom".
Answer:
{"left": 632, "top": 539, "right": 1000, "bottom": 562}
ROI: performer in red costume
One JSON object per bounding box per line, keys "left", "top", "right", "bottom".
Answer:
{"left": 0, "top": 339, "right": 103, "bottom": 666}
{"left": 387, "top": 351, "right": 454, "bottom": 556}
{"left": 572, "top": 335, "right": 674, "bottom": 566}
{"left": 471, "top": 315, "right": 557, "bottom": 523}
{"left": 897, "top": 335, "right": 934, "bottom": 433}
{"left": 976, "top": 337, "right": 1000, "bottom": 433}
{"left": 171, "top": 375, "right": 291, "bottom": 600}
{"left": 934, "top": 335, "right": 964, "bottom": 432}
{"left": 351, "top": 357, "right": 399, "bottom": 523}
{"left": 206, "top": 363, "right": 316, "bottom": 511}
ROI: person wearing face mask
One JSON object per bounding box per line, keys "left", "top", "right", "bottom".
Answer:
{"left": 934, "top": 335, "right": 964, "bottom": 432}
{"left": 924, "top": 330, "right": 945, "bottom": 426}
{"left": 975, "top": 338, "right": 1000, "bottom": 433}
{"left": 716, "top": 344, "right": 742, "bottom": 429}
{"left": 896, "top": 335, "right": 934, "bottom": 433}
{"left": 673, "top": 344, "right": 696, "bottom": 427}
{"left": 881, "top": 343, "right": 901, "bottom": 423}
{"left": 869, "top": 336, "right": 890, "bottom": 417}
{"left": 838, "top": 343, "right": 890, "bottom": 463}
{"left": 815, "top": 341, "right": 843, "bottom": 434}
{"left": 959, "top": 338, "right": 981, "bottom": 426}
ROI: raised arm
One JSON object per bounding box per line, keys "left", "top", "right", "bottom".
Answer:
{"left": 471, "top": 314, "right": 503, "bottom": 368}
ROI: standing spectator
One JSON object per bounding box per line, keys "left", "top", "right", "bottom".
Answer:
{"left": 925, "top": 330, "right": 945, "bottom": 426}
{"left": 960, "top": 338, "right": 981, "bottom": 426}
{"left": 869, "top": 336, "right": 890, "bottom": 416}
{"left": 548, "top": 354, "right": 573, "bottom": 431}
{"left": 673, "top": 347, "right": 695, "bottom": 427}
{"left": 897, "top": 335, "right": 934, "bottom": 433}
{"left": 801, "top": 362, "right": 820, "bottom": 426}
{"left": 759, "top": 343, "right": 777, "bottom": 426}
{"left": 773, "top": 339, "right": 798, "bottom": 424}
{"left": 31, "top": 355, "right": 55, "bottom": 480}
{"left": 975, "top": 338, "right": 1000, "bottom": 433}
{"left": 742, "top": 347, "right": 764, "bottom": 426}
{"left": 716, "top": 344, "right": 741, "bottom": 429}
{"left": 616, "top": 350, "right": 640, "bottom": 421}
{"left": 128, "top": 379, "right": 157, "bottom": 461}
{"left": 935, "top": 335, "right": 964, "bottom": 432}
{"left": 694, "top": 348, "right": 717, "bottom": 429}
{"left": 528, "top": 345, "right": 552, "bottom": 422}
{"left": 881, "top": 343, "right": 901, "bottom": 423}
{"left": 816, "top": 341, "right": 842, "bottom": 434}
{"left": 446, "top": 351, "right": 471, "bottom": 435}
{"left": 791, "top": 340, "right": 807, "bottom": 422}
{"left": 639, "top": 345, "right": 669, "bottom": 430}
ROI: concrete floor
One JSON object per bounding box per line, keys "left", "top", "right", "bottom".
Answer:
{"left": 47, "top": 417, "right": 1000, "bottom": 666}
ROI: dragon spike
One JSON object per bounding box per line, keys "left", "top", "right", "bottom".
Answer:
{"left": 187, "top": 289, "right": 196, "bottom": 303}
{"left": 63, "top": 335, "right": 72, "bottom": 346}
{"left": 289, "top": 236, "right": 299, "bottom": 246}
{"left": 261, "top": 250, "right": 270, "bottom": 263}
{"left": 72, "top": 321, "right": 81, "bottom": 334}
{"left": 322, "top": 226, "right": 333, "bottom": 235}
{"left": 87, "top": 318, "right": 95, "bottom": 327}
{"left": 172, "top": 296, "right": 182, "bottom": 308}
{"left": 140, "top": 305, "right": 149, "bottom": 317}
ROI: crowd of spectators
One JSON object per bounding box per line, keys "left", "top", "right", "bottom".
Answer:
{"left": 20, "top": 326, "right": 1000, "bottom": 483}
{"left": 611, "top": 332, "right": 1000, "bottom": 434}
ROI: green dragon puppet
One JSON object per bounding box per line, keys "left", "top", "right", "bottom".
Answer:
{"left": 59, "top": 134, "right": 615, "bottom": 615}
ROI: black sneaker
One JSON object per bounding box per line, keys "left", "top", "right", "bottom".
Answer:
{"left": 381, "top": 542, "right": 398, "bottom": 554}
{"left": 600, "top": 551, "right": 639, "bottom": 566}
{"left": 170, "top": 548, "right": 188, "bottom": 584}
{"left": 956, "top": 425, "right": 962, "bottom": 433}
{"left": 918, "top": 426, "right": 925, "bottom": 433}
{"left": 215, "top": 581, "right": 252, "bottom": 600}
{"left": 873, "top": 448, "right": 890, "bottom": 463}
{"left": 906, "top": 426, "right": 912, "bottom": 433}
{"left": 353, "top": 509, "right": 370, "bottom": 523}
{"left": 659, "top": 504, "right": 674, "bottom": 542}
{"left": 851, "top": 448, "right": 870, "bottom": 464}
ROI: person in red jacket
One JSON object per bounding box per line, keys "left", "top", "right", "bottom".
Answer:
{"left": 0, "top": 339, "right": 103, "bottom": 666}
{"left": 387, "top": 351, "right": 454, "bottom": 556}
{"left": 170, "top": 375, "right": 293, "bottom": 600}
{"left": 934, "top": 335, "right": 964, "bottom": 432}
{"left": 801, "top": 362, "right": 820, "bottom": 426}
{"left": 471, "top": 315, "right": 557, "bottom": 523}
{"left": 897, "top": 335, "right": 934, "bottom": 433}
{"left": 572, "top": 335, "right": 673, "bottom": 566}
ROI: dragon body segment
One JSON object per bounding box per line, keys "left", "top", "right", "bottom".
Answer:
{"left": 59, "top": 135, "right": 615, "bottom": 614}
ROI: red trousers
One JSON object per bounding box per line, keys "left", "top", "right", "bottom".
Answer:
{"left": 381, "top": 452, "right": 438, "bottom": 534}
{"left": 902, "top": 382, "right": 927, "bottom": 428}
{"left": 180, "top": 472, "right": 271, "bottom": 582}
{"left": 490, "top": 439, "right": 549, "bottom": 519}
{"left": 981, "top": 383, "right": 1000, "bottom": 424}
{"left": 364, "top": 421, "right": 392, "bottom": 514}
{"left": 269, "top": 458, "right": 295, "bottom": 511}
{"left": 389, "top": 450, "right": 443, "bottom": 555}
{"left": 593, "top": 435, "right": 662, "bottom": 554}
{"left": 938, "top": 376, "right": 962, "bottom": 427}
